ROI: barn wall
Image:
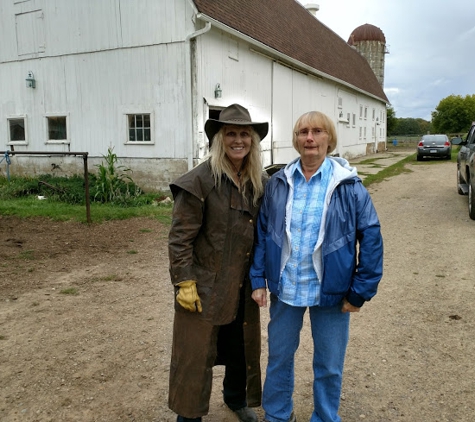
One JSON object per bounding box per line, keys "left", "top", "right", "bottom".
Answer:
{"left": 1, "top": 0, "right": 387, "bottom": 192}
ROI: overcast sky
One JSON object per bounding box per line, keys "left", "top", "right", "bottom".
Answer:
{"left": 297, "top": 0, "right": 475, "bottom": 121}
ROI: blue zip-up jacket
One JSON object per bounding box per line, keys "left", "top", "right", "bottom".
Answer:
{"left": 250, "top": 157, "right": 383, "bottom": 308}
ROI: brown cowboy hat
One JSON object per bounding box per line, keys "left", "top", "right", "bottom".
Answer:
{"left": 204, "top": 103, "right": 269, "bottom": 143}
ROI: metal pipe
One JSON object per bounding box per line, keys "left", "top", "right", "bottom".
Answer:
{"left": 185, "top": 21, "right": 212, "bottom": 170}
{"left": 0, "top": 151, "right": 92, "bottom": 224}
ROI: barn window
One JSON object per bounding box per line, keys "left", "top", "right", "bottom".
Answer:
{"left": 46, "top": 115, "right": 69, "bottom": 143}
{"left": 7, "top": 116, "right": 27, "bottom": 144}
{"left": 127, "top": 114, "right": 151, "bottom": 142}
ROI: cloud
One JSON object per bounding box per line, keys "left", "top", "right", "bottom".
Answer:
{"left": 384, "top": 87, "right": 400, "bottom": 96}
{"left": 458, "top": 26, "right": 475, "bottom": 42}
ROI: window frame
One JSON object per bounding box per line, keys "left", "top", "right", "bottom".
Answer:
{"left": 45, "top": 113, "right": 70, "bottom": 144}
{"left": 7, "top": 114, "right": 28, "bottom": 145}
{"left": 124, "top": 112, "right": 154, "bottom": 144}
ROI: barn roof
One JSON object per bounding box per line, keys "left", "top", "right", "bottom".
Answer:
{"left": 192, "top": 0, "right": 389, "bottom": 103}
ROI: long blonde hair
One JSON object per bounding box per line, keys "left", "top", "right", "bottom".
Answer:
{"left": 209, "top": 125, "right": 264, "bottom": 206}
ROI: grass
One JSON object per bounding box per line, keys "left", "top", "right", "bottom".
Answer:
{"left": 18, "top": 250, "right": 35, "bottom": 260}
{"left": 60, "top": 287, "right": 79, "bottom": 295}
{"left": 0, "top": 173, "right": 173, "bottom": 224}
{"left": 1, "top": 147, "right": 457, "bottom": 222}
{"left": 359, "top": 143, "right": 460, "bottom": 187}
{"left": 361, "top": 153, "right": 416, "bottom": 187}
{"left": 0, "top": 192, "right": 173, "bottom": 224}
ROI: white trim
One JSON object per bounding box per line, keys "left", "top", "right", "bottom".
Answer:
{"left": 44, "top": 113, "right": 70, "bottom": 144}
{"left": 123, "top": 111, "right": 155, "bottom": 145}
{"left": 6, "top": 114, "right": 28, "bottom": 145}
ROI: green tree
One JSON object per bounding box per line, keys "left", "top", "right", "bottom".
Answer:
{"left": 416, "top": 118, "right": 431, "bottom": 135}
{"left": 386, "top": 105, "right": 397, "bottom": 135}
{"left": 431, "top": 94, "right": 475, "bottom": 133}
{"left": 395, "top": 118, "right": 421, "bottom": 135}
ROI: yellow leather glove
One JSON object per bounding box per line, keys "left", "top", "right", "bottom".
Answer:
{"left": 176, "top": 280, "right": 202, "bottom": 313}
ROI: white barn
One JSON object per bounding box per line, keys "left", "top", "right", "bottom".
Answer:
{"left": 0, "top": 0, "right": 389, "bottom": 191}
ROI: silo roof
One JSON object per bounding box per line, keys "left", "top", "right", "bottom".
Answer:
{"left": 348, "top": 24, "right": 386, "bottom": 45}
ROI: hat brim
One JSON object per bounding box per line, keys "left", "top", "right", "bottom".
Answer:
{"left": 205, "top": 120, "right": 269, "bottom": 144}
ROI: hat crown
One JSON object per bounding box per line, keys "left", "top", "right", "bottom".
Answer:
{"left": 219, "top": 104, "right": 252, "bottom": 124}
{"left": 204, "top": 103, "right": 269, "bottom": 144}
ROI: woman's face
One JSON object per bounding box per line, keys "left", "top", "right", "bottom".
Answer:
{"left": 223, "top": 124, "right": 252, "bottom": 168}
{"left": 295, "top": 122, "right": 330, "bottom": 164}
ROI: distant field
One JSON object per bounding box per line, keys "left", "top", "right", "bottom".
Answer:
{"left": 386, "top": 136, "right": 418, "bottom": 151}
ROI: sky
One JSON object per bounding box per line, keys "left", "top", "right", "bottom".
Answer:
{"left": 296, "top": 0, "right": 475, "bottom": 121}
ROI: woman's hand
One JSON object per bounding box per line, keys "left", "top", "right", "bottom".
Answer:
{"left": 252, "top": 288, "right": 267, "bottom": 307}
{"left": 341, "top": 298, "right": 360, "bottom": 313}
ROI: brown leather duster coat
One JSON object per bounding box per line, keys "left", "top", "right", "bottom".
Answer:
{"left": 168, "top": 160, "right": 266, "bottom": 409}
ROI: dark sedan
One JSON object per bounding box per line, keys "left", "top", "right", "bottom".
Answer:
{"left": 416, "top": 134, "right": 451, "bottom": 161}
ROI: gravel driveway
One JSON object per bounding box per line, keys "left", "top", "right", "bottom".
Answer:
{"left": 1, "top": 156, "right": 474, "bottom": 421}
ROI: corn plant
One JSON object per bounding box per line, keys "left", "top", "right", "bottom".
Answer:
{"left": 93, "top": 147, "right": 141, "bottom": 204}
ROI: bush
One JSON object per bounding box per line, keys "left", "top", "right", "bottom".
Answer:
{"left": 0, "top": 148, "right": 164, "bottom": 208}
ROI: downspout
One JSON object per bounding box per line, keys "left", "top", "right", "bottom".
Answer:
{"left": 185, "top": 20, "right": 211, "bottom": 170}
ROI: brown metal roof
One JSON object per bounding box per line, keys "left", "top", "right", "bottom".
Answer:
{"left": 348, "top": 24, "right": 386, "bottom": 45}
{"left": 192, "top": 0, "right": 389, "bottom": 103}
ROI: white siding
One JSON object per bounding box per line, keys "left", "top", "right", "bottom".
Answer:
{"left": 1, "top": 44, "right": 188, "bottom": 158}
{"left": 0, "top": 0, "right": 387, "bottom": 191}
{"left": 0, "top": 0, "right": 189, "bottom": 62}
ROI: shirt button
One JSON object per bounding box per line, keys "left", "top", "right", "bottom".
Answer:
{"left": 246, "top": 252, "right": 250, "bottom": 257}
{"left": 249, "top": 219, "right": 253, "bottom": 223}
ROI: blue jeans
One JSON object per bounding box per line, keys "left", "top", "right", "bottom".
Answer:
{"left": 263, "top": 295, "right": 349, "bottom": 422}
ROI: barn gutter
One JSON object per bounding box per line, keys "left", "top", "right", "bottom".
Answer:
{"left": 185, "top": 21, "right": 211, "bottom": 170}
{"left": 195, "top": 13, "right": 387, "bottom": 105}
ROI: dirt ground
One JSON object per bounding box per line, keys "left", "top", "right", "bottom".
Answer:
{"left": 1, "top": 157, "right": 475, "bottom": 422}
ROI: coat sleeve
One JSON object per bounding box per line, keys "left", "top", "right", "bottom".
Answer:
{"left": 346, "top": 182, "right": 384, "bottom": 307}
{"left": 168, "top": 189, "right": 204, "bottom": 285}
{"left": 249, "top": 184, "right": 270, "bottom": 291}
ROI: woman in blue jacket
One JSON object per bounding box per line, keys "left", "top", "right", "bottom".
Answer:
{"left": 250, "top": 111, "right": 383, "bottom": 422}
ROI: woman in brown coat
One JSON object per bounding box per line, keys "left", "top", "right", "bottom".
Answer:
{"left": 168, "top": 104, "right": 269, "bottom": 422}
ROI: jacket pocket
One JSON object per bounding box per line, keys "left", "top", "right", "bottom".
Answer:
{"left": 322, "top": 235, "right": 355, "bottom": 294}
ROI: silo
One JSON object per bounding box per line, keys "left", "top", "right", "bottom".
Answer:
{"left": 348, "top": 24, "right": 388, "bottom": 87}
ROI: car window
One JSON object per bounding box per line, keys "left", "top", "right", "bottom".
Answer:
{"left": 467, "top": 126, "right": 475, "bottom": 145}
{"left": 421, "top": 135, "right": 448, "bottom": 144}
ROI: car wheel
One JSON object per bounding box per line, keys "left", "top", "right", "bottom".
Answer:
{"left": 446, "top": 154, "right": 451, "bottom": 160}
{"left": 416, "top": 155, "right": 423, "bottom": 161}
{"left": 469, "top": 181, "right": 475, "bottom": 220}
{"left": 457, "top": 168, "right": 465, "bottom": 195}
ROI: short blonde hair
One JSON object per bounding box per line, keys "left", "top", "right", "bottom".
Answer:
{"left": 292, "top": 111, "right": 337, "bottom": 155}
{"left": 209, "top": 125, "right": 264, "bottom": 206}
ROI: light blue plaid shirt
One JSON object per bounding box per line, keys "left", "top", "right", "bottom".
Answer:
{"left": 280, "top": 158, "right": 332, "bottom": 307}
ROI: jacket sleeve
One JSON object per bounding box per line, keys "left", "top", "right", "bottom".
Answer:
{"left": 168, "top": 189, "right": 204, "bottom": 285}
{"left": 249, "top": 184, "right": 270, "bottom": 290}
{"left": 346, "top": 182, "right": 384, "bottom": 307}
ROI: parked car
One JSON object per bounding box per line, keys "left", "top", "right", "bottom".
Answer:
{"left": 452, "top": 122, "right": 475, "bottom": 219}
{"left": 416, "top": 134, "right": 452, "bottom": 161}
{"left": 264, "top": 163, "right": 286, "bottom": 176}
